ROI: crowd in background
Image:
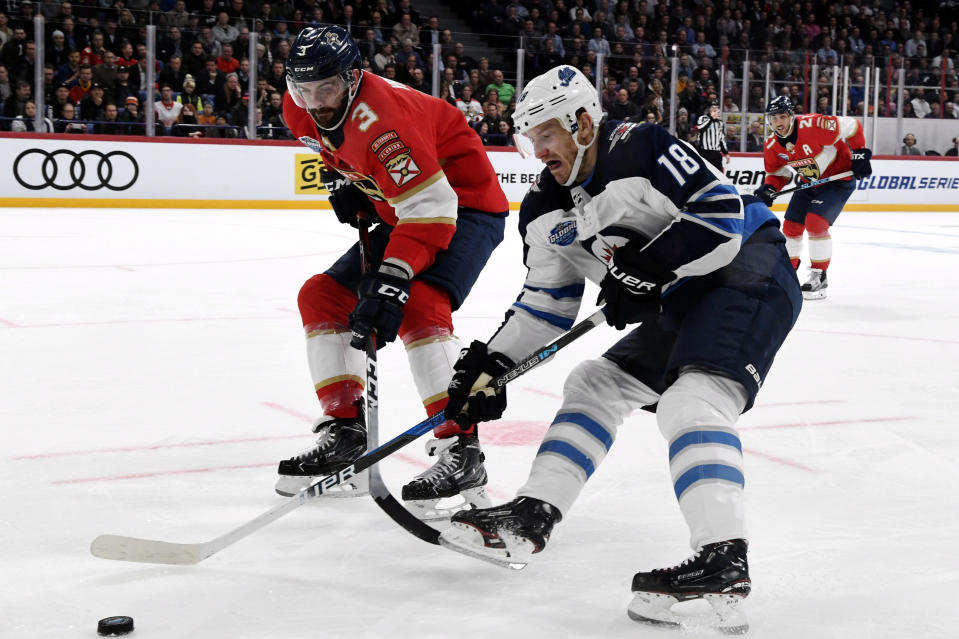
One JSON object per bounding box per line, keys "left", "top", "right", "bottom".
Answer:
{"left": 0, "top": 0, "right": 957, "bottom": 151}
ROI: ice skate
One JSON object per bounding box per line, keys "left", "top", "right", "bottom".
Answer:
{"left": 627, "top": 539, "right": 751, "bottom": 635}
{"left": 801, "top": 268, "right": 828, "bottom": 300}
{"left": 438, "top": 496, "right": 561, "bottom": 570}
{"left": 401, "top": 435, "right": 491, "bottom": 521}
{"left": 275, "top": 413, "right": 369, "bottom": 497}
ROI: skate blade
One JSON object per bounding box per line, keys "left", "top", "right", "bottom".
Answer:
{"left": 439, "top": 522, "right": 533, "bottom": 570}
{"left": 801, "top": 289, "right": 827, "bottom": 300}
{"left": 274, "top": 471, "right": 370, "bottom": 498}
{"left": 407, "top": 486, "right": 493, "bottom": 521}
{"left": 627, "top": 592, "right": 749, "bottom": 635}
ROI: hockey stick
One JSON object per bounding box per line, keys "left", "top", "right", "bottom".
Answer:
{"left": 355, "top": 213, "right": 443, "bottom": 545}
{"left": 90, "top": 310, "right": 607, "bottom": 565}
{"left": 771, "top": 170, "right": 854, "bottom": 199}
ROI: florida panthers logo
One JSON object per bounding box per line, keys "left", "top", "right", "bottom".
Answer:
{"left": 324, "top": 31, "right": 341, "bottom": 46}
{"left": 796, "top": 163, "right": 821, "bottom": 183}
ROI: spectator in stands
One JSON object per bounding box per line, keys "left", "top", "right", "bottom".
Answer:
{"left": 746, "top": 120, "right": 764, "bottom": 152}
{"left": 119, "top": 96, "right": 144, "bottom": 135}
{"left": 214, "top": 71, "right": 242, "bottom": 116}
{"left": 159, "top": 26, "right": 188, "bottom": 63}
{"left": 0, "top": 64, "right": 10, "bottom": 102}
{"left": 79, "top": 82, "right": 107, "bottom": 121}
{"left": 57, "top": 101, "right": 86, "bottom": 133}
{"left": 213, "top": 11, "right": 239, "bottom": 46}
{"left": 676, "top": 107, "right": 693, "bottom": 142}
{"left": 945, "top": 138, "right": 959, "bottom": 157}
{"left": 3, "top": 78, "right": 29, "bottom": 121}
{"left": 80, "top": 32, "right": 107, "bottom": 67}
{"left": 177, "top": 75, "right": 203, "bottom": 113}
{"left": 94, "top": 102, "right": 122, "bottom": 135}
{"left": 899, "top": 133, "right": 922, "bottom": 156}
{"left": 196, "top": 27, "right": 222, "bottom": 59}
{"left": 911, "top": 90, "right": 931, "bottom": 119}
{"left": 166, "top": 0, "right": 191, "bottom": 29}
{"left": 392, "top": 12, "right": 419, "bottom": 45}
{"left": 197, "top": 57, "right": 224, "bottom": 97}
{"left": 110, "top": 65, "right": 135, "bottom": 106}
{"left": 485, "top": 69, "right": 515, "bottom": 107}
{"left": 262, "top": 90, "right": 282, "bottom": 122}
{"left": 1, "top": 25, "right": 26, "bottom": 73}
{"left": 372, "top": 41, "right": 395, "bottom": 74}
{"left": 0, "top": 13, "right": 12, "bottom": 51}
{"left": 91, "top": 50, "right": 119, "bottom": 91}
{"left": 477, "top": 99, "right": 503, "bottom": 135}
{"left": 394, "top": 38, "right": 424, "bottom": 71}
{"left": 11, "top": 99, "right": 53, "bottom": 131}
{"left": 607, "top": 87, "right": 640, "bottom": 121}
{"left": 216, "top": 44, "right": 240, "bottom": 75}
{"left": 455, "top": 84, "right": 483, "bottom": 125}
{"left": 184, "top": 40, "right": 207, "bottom": 78}
{"left": 588, "top": 26, "right": 611, "bottom": 56}
{"left": 262, "top": 58, "right": 286, "bottom": 97}
{"left": 156, "top": 83, "right": 184, "bottom": 134}
{"left": 173, "top": 101, "right": 202, "bottom": 136}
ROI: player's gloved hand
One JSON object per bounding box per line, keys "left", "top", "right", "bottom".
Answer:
{"left": 850, "top": 148, "right": 872, "bottom": 179}
{"left": 321, "top": 168, "right": 379, "bottom": 228}
{"left": 444, "top": 341, "right": 515, "bottom": 428}
{"left": 754, "top": 183, "right": 777, "bottom": 207}
{"left": 348, "top": 264, "right": 411, "bottom": 349}
{"left": 597, "top": 245, "right": 673, "bottom": 331}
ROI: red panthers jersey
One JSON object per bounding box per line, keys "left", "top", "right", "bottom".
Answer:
{"left": 762, "top": 114, "right": 865, "bottom": 191}
{"left": 284, "top": 73, "right": 508, "bottom": 276}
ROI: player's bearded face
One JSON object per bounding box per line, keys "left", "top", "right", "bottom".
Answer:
{"left": 526, "top": 119, "right": 580, "bottom": 184}
{"left": 298, "top": 76, "right": 349, "bottom": 128}
{"left": 770, "top": 112, "right": 794, "bottom": 137}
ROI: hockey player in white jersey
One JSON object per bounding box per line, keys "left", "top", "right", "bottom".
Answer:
{"left": 437, "top": 66, "right": 803, "bottom": 633}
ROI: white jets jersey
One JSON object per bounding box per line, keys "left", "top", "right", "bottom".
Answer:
{"left": 488, "top": 120, "right": 777, "bottom": 361}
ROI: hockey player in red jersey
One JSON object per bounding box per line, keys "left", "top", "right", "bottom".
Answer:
{"left": 754, "top": 96, "right": 872, "bottom": 299}
{"left": 275, "top": 25, "right": 509, "bottom": 519}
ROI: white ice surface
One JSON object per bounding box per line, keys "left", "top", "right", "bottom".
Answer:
{"left": 2, "top": 208, "right": 958, "bottom": 638}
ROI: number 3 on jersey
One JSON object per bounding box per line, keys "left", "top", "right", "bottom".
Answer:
{"left": 656, "top": 143, "right": 700, "bottom": 185}
{"left": 352, "top": 102, "right": 379, "bottom": 132}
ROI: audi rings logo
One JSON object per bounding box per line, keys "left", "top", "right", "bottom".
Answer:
{"left": 13, "top": 149, "right": 139, "bottom": 191}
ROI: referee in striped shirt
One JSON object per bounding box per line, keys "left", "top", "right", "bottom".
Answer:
{"left": 695, "top": 101, "right": 729, "bottom": 171}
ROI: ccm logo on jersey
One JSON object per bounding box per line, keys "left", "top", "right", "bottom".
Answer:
{"left": 607, "top": 265, "right": 658, "bottom": 293}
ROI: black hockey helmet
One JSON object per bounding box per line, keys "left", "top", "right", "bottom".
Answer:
{"left": 766, "top": 95, "right": 795, "bottom": 115}
{"left": 285, "top": 25, "right": 362, "bottom": 128}
{"left": 286, "top": 25, "right": 361, "bottom": 85}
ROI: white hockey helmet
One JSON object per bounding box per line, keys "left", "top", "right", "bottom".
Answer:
{"left": 512, "top": 66, "right": 603, "bottom": 186}
{"left": 512, "top": 65, "right": 603, "bottom": 137}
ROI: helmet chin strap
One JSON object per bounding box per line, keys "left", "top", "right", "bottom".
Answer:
{"left": 562, "top": 127, "right": 598, "bottom": 187}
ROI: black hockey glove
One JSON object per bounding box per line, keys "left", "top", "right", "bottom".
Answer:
{"left": 850, "top": 148, "right": 872, "bottom": 179}
{"left": 754, "top": 183, "right": 777, "bottom": 208}
{"left": 348, "top": 265, "right": 411, "bottom": 349}
{"left": 321, "top": 168, "right": 379, "bottom": 228}
{"left": 444, "top": 340, "right": 515, "bottom": 428}
{"left": 597, "top": 245, "right": 673, "bottom": 331}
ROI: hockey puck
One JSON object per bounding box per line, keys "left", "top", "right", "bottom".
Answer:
{"left": 97, "top": 616, "right": 134, "bottom": 636}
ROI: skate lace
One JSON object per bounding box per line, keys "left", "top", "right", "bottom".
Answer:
{"left": 415, "top": 447, "right": 461, "bottom": 485}
{"left": 653, "top": 548, "right": 703, "bottom": 574}
{"left": 292, "top": 428, "right": 336, "bottom": 462}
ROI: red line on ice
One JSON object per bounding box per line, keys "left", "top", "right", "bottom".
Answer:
{"left": 739, "top": 416, "right": 914, "bottom": 431}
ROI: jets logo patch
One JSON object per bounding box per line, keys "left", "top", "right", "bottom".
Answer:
{"left": 386, "top": 153, "right": 421, "bottom": 186}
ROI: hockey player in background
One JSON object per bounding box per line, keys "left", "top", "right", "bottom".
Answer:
{"left": 754, "top": 96, "right": 873, "bottom": 299}
{"left": 276, "top": 25, "right": 509, "bottom": 518}
{"left": 436, "top": 66, "right": 802, "bottom": 633}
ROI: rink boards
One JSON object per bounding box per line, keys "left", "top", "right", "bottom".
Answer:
{"left": 1, "top": 132, "right": 958, "bottom": 211}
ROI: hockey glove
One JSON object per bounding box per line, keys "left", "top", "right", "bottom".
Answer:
{"left": 597, "top": 245, "right": 673, "bottom": 331}
{"left": 444, "top": 340, "right": 515, "bottom": 428}
{"left": 850, "top": 148, "right": 873, "bottom": 179}
{"left": 348, "top": 264, "right": 411, "bottom": 349}
{"left": 754, "top": 183, "right": 777, "bottom": 207}
{"left": 321, "top": 168, "right": 379, "bottom": 228}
